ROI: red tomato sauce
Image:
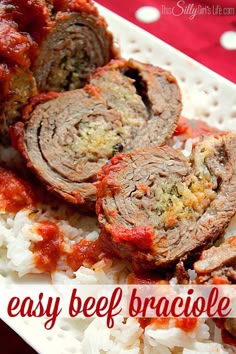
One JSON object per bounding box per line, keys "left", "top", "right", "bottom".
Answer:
{"left": 214, "top": 319, "right": 236, "bottom": 347}
{"left": 32, "top": 221, "right": 63, "bottom": 273}
{"left": 174, "top": 318, "right": 198, "bottom": 332}
{"left": 212, "top": 275, "right": 229, "bottom": 284}
{"left": 32, "top": 230, "right": 109, "bottom": 273}
{"left": 107, "top": 224, "right": 155, "bottom": 251}
{"left": 139, "top": 317, "right": 198, "bottom": 333}
{"left": 0, "top": 21, "right": 32, "bottom": 69}
{"left": 221, "top": 329, "right": 236, "bottom": 347}
{"left": 67, "top": 239, "right": 103, "bottom": 271}
{"left": 0, "top": 0, "right": 50, "bottom": 45}
{"left": 127, "top": 272, "right": 169, "bottom": 285}
{"left": 137, "top": 183, "right": 149, "bottom": 194}
{"left": 0, "top": 166, "right": 35, "bottom": 213}
{"left": 174, "top": 116, "right": 221, "bottom": 140}
{"left": 51, "top": 0, "right": 99, "bottom": 19}
{"left": 138, "top": 318, "right": 152, "bottom": 329}
{"left": 85, "top": 84, "right": 102, "bottom": 99}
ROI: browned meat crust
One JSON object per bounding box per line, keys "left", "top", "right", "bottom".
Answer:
{"left": 96, "top": 134, "right": 236, "bottom": 271}
{"left": 10, "top": 59, "right": 181, "bottom": 206}
{"left": 0, "top": 0, "right": 117, "bottom": 143}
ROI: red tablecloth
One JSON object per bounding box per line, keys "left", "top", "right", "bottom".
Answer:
{"left": 98, "top": 0, "right": 236, "bottom": 83}
{"left": 1, "top": 1, "right": 235, "bottom": 353}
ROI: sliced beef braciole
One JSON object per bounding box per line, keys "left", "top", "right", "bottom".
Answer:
{"left": 11, "top": 89, "right": 111, "bottom": 204}
{"left": 11, "top": 59, "right": 182, "bottom": 205}
{"left": 0, "top": 0, "right": 116, "bottom": 143}
{"left": 194, "top": 237, "right": 236, "bottom": 346}
{"left": 96, "top": 134, "right": 236, "bottom": 271}
{"left": 32, "top": 0, "right": 116, "bottom": 92}
{"left": 90, "top": 59, "right": 182, "bottom": 148}
{"left": 194, "top": 236, "right": 236, "bottom": 284}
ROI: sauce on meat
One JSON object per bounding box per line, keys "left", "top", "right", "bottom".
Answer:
{"left": 106, "top": 225, "right": 155, "bottom": 251}
{"left": 127, "top": 272, "right": 169, "bottom": 285}
{"left": 0, "top": 21, "right": 32, "bottom": 69}
{"left": 222, "top": 329, "right": 236, "bottom": 346}
{"left": 51, "top": 0, "right": 100, "bottom": 19}
{"left": 214, "top": 319, "right": 236, "bottom": 346}
{"left": 0, "top": 0, "right": 50, "bottom": 45}
{"left": 0, "top": 166, "right": 35, "bottom": 213}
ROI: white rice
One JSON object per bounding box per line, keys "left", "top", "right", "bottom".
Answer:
{"left": 171, "top": 136, "right": 200, "bottom": 157}
{"left": 81, "top": 316, "right": 142, "bottom": 354}
{"left": 0, "top": 205, "right": 99, "bottom": 277}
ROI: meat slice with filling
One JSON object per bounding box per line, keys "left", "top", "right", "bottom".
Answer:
{"left": 96, "top": 134, "right": 236, "bottom": 271}
{"left": 194, "top": 236, "right": 236, "bottom": 284}
{"left": 194, "top": 237, "right": 236, "bottom": 346}
{"left": 32, "top": 0, "right": 116, "bottom": 92}
{"left": 90, "top": 59, "right": 182, "bottom": 147}
{"left": 10, "top": 59, "right": 182, "bottom": 206}
{"left": 0, "top": 0, "right": 116, "bottom": 143}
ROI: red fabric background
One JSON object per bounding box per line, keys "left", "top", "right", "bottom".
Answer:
{"left": 0, "top": 1, "right": 235, "bottom": 353}
{"left": 98, "top": 0, "right": 236, "bottom": 82}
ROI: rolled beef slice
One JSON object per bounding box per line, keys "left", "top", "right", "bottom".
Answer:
{"left": 96, "top": 134, "right": 236, "bottom": 271}
{"left": 0, "top": 0, "right": 116, "bottom": 143}
{"left": 194, "top": 236, "right": 236, "bottom": 344}
{"left": 32, "top": 2, "right": 116, "bottom": 92}
{"left": 11, "top": 59, "right": 182, "bottom": 205}
{"left": 90, "top": 59, "right": 182, "bottom": 148}
{"left": 194, "top": 236, "right": 236, "bottom": 284}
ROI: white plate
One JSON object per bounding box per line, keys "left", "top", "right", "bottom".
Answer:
{"left": 0, "top": 4, "right": 236, "bottom": 354}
